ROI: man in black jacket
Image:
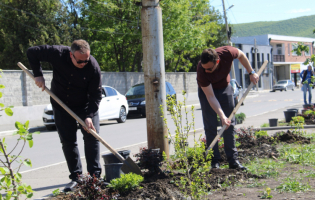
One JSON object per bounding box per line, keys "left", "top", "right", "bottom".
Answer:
{"left": 27, "top": 40, "right": 102, "bottom": 192}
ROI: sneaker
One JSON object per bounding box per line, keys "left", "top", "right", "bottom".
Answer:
{"left": 63, "top": 180, "right": 78, "bottom": 193}
{"left": 211, "top": 162, "right": 220, "bottom": 169}
{"left": 229, "top": 160, "right": 247, "bottom": 171}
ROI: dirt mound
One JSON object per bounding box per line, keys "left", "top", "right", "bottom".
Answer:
{"left": 272, "top": 130, "right": 311, "bottom": 144}
{"left": 50, "top": 131, "right": 312, "bottom": 200}
{"left": 218, "top": 130, "right": 310, "bottom": 165}
{"left": 120, "top": 169, "right": 263, "bottom": 200}
{"left": 120, "top": 173, "right": 182, "bottom": 199}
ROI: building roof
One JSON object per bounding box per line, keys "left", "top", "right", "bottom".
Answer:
{"left": 231, "top": 34, "right": 315, "bottom": 46}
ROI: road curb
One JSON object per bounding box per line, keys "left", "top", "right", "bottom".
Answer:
{"left": 0, "top": 126, "right": 47, "bottom": 137}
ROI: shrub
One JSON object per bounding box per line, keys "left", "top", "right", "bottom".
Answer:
{"left": 235, "top": 112, "right": 246, "bottom": 122}
{"left": 134, "top": 147, "right": 163, "bottom": 174}
{"left": 254, "top": 130, "right": 268, "bottom": 138}
{"left": 0, "top": 70, "right": 38, "bottom": 199}
{"left": 107, "top": 173, "right": 143, "bottom": 194}
{"left": 70, "top": 174, "right": 112, "bottom": 199}
{"left": 160, "top": 91, "right": 212, "bottom": 199}
{"left": 290, "top": 116, "right": 305, "bottom": 130}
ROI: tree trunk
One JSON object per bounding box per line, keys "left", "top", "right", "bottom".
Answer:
{"left": 114, "top": 43, "right": 121, "bottom": 72}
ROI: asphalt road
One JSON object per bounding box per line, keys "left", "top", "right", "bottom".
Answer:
{"left": 3, "top": 89, "right": 305, "bottom": 172}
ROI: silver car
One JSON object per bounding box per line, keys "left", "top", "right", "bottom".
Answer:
{"left": 272, "top": 80, "right": 295, "bottom": 92}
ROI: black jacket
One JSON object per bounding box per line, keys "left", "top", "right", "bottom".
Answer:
{"left": 27, "top": 45, "right": 102, "bottom": 119}
{"left": 302, "top": 70, "right": 314, "bottom": 83}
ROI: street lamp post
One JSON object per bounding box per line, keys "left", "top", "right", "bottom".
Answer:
{"left": 222, "top": 1, "right": 235, "bottom": 79}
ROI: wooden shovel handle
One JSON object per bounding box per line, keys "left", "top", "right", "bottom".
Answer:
{"left": 17, "top": 62, "right": 126, "bottom": 162}
{"left": 206, "top": 61, "right": 269, "bottom": 153}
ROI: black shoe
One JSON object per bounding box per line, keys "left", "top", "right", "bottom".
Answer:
{"left": 229, "top": 160, "right": 247, "bottom": 171}
{"left": 211, "top": 162, "right": 220, "bottom": 169}
{"left": 63, "top": 180, "right": 78, "bottom": 193}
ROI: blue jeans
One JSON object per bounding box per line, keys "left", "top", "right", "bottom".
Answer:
{"left": 303, "top": 84, "right": 312, "bottom": 105}
{"left": 198, "top": 85, "right": 238, "bottom": 164}
{"left": 53, "top": 106, "right": 101, "bottom": 181}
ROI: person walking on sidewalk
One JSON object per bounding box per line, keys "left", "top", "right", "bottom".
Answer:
{"left": 27, "top": 40, "right": 102, "bottom": 192}
{"left": 300, "top": 65, "right": 314, "bottom": 105}
{"left": 197, "top": 46, "right": 259, "bottom": 170}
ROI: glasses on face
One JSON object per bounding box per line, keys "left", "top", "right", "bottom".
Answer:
{"left": 202, "top": 61, "right": 217, "bottom": 71}
{"left": 73, "top": 54, "right": 89, "bottom": 64}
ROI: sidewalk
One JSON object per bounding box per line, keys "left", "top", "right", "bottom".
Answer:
{"left": 2, "top": 89, "right": 284, "bottom": 200}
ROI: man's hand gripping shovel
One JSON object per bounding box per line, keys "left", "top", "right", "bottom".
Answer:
{"left": 17, "top": 62, "right": 142, "bottom": 176}
{"left": 206, "top": 61, "right": 268, "bottom": 156}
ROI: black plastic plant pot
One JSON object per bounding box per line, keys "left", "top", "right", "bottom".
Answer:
{"left": 104, "top": 163, "right": 124, "bottom": 182}
{"left": 287, "top": 108, "right": 298, "bottom": 113}
{"left": 303, "top": 104, "right": 312, "bottom": 110}
{"left": 269, "top": 118, "right": 278, "bottom": 127}
{"left": 101, "top": 150, "right": 131, "bottom": 165}
{"left": 283, "top": 111, "right": 297, "bottom": 123}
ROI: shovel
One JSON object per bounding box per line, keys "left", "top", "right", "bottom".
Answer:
{"left": 17, "top": 62, "right": 142, "bottom": 176}
{"left": 206, "top": 60, "right": 268, "bottom": 155}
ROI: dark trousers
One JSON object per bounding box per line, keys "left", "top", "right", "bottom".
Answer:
{"left": 53, "top": 106, "right": 101, "bottom": 181}
{"left": 198, "top": 85, "right": 238, "bottom": 163}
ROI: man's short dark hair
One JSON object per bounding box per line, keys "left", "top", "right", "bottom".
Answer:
{"left": 200, "top": 48, "right": 219, "bottom": 64}
{"left": 71, "top": 39, "right": 90, "bottom": 54}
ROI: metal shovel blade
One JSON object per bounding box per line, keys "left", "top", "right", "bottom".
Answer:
{"left": 121, "top": 157, "right": 142, "bottom": 175}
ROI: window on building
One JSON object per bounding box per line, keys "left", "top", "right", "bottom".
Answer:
{"left": 292, "top": 43, "right": 298, "bottom": 56}
{"left": 246, "top": 53, "right": 249, "bottom": 60}
{"left": 276, "top": 44, "right": 282, "bottom": 55}
{"left": 267, "top": 53, "right": 270, "bottom": 61}
{"left": 262, "top": 53, "right": 265, "bottom": 62}
{"left": 305, "top": 45, "right": 311, "bottom": 56}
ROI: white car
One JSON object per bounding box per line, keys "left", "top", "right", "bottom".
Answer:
{"left": 42, "top": 85, "right": 129, "bottom": 130}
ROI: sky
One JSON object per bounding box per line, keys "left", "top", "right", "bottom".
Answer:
{"left": 210, "top": 0, "right": 315, "bottom": 24}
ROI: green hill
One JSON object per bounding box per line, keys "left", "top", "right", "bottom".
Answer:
{"left": 232, "top": 15, "right": 315, "bottom": 38}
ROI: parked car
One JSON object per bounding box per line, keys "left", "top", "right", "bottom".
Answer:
{"left": 42, "top": 85, "right": 129, "bottom": 130}
{"left": 126, "top": 82, "right": 176, "bottom": 117}
{"left": 230, "top": 79, "right": 244, "bottom": 106}
{"left": 272, "top": 80, "right": 295, "bottom": 92}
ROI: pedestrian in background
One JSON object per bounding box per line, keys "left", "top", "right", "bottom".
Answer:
{"left": 196, "top": 46, "right": 259, "bottom": 170}
{"left": 300, "top": 65, "right": 314, "bottom": 105}
{"left": 27, "top": 39, "right": 102, "bottom": 192}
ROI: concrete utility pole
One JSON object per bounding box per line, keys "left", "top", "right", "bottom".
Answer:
{"left": 141, "top": 0, "right": 169, "bottom": 157}
{"left": 222, "top": 0, "right": 236, "bottom": 79}
{"left": 254, "top": 39, "right": 259, "bottom": 91}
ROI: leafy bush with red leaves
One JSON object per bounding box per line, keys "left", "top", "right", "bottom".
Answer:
{"left": 134, "top": 147, "right": 163, "bottom": 174}
{"left": 69, "top": 174, "right": 116, "bottom": 199}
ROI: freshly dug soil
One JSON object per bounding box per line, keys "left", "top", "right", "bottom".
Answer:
{"left": 48, "top": 130, "right": 312, "bottom": 200}
{"left": 219, "top": 130, "right": 310, "bottom": 165}
{"left": 304, "top": 118, "right": 315, "bottom": 124}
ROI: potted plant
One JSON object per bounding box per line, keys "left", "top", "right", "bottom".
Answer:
{"left": 235, "top": 112, "right": 246, "bottom": 124}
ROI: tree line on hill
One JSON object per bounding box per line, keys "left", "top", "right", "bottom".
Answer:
{"left": 232, "top": 15, "right": 315, "bottom": 39}
{"left": 0, "top": 0, "right": 227, "bottom": 72}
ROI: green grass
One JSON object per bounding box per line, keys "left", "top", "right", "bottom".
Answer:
{"left": 260, "top": 123, "right": 269, "bottom": 127}
{"left": 302, "top": 132, "right": 315, "bottom": 142}
{"left": 279, "top": 144, "right": 315, "bottom": 166}
{"left": 246, "top": 179, "right": 266, "bottom": 188}
{"left": 306, "top": 173, "right": 315, "bottom": 178}
{"left": 220, "top": 164, "right": 229, "bottom": 169}
{"left": 245, "top": 158, "right": 285, "bottom": 178}
{"left": 278, "top": 121, "right": 289, "bottom": 126}
{"left": 276, "top": 177, "right": 311, "bottom": 193}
